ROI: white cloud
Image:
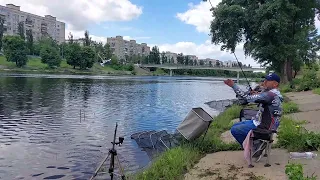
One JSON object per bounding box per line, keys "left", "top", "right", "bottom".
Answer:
{"left": 172, "top": 1, "right": 258, "bottom": 66}
{"left": 172, "top": 1, "right": 320, "bottom": 67}
{"left": 0, "top": 0, "right": 142, "bottom": 31}
{"left": 156, "top": 40, "right": 259, "bottom": 67}
{"left": 176, "top": 2, "right": 217, "bottom": 33}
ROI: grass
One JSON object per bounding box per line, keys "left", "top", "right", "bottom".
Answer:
{"left": 0, "top": 55, "right": 138, "bottom": 75}
{"left": 277, "top": 116, "right": 320, "bottom": 152}
{"left": 283, "top": 102, "right": 299, "bottom": 114}
{"left": 312, "top": 88, "right": 320, "bottom": 95}
{"left": 285, "top": 163, "right": 317, "bottom": 180}
{"left": 152, "top": 68, "right": 168, "bottom": 76}
{"left": 133, "top": 105, "right": 242, "bottom": 180}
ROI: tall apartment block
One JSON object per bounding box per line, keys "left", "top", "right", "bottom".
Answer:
{"left": 0, "top": 4, "right": 65, "bottom": 44}
{"left": 165, "top": 51, "right": 178, "bottom": 64}
{"left": 107, "top": 36, "right": 150, "bottom": 60}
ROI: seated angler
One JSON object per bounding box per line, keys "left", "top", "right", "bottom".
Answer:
{"left": 224, "top": 73, "right": 283, "bottom": 152}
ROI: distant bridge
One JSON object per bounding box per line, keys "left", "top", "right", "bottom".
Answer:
{"left": 140, "top": 64, "right": 266, "bottom": 81}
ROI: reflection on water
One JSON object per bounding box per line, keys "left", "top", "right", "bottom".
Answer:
{"left": 0, "top": 74, "right": 238, "bottom": 179}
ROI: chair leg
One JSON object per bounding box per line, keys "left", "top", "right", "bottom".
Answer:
{"left": 264, "top": 142, "right": 271, "bottom": 167}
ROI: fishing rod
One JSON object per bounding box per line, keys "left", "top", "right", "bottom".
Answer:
{"left": 203, "top": 0, "right": 253, "bottom": 91}
{"left": 233, "top": 53, "right": 253, "bottom": 91}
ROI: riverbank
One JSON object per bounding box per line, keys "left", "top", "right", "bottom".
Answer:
{"left": 0, "top": 56, "right": 265, "bottom": 79}
{"left": 133, "top": 91, "right": 320, "bottom": 180}
{"left": 185, "top": 91, "right": 320, "bottom": 180}
{"left": 0, "top": 56, "right": 149, "bottom": 76}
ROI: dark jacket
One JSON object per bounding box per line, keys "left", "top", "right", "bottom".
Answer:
{"left": 232, "top": 84, "right": 283, "bottom": 130}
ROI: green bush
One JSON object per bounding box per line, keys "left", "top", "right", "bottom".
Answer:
{"left": 280, "top": 84, "right": 293, "bottom": 93}
{"left": 277, "top": 117, "right": 320, "bottom": 151}
{"left": 283, "top": 102, "right": 299, "bottom": 114}
{"left": 297, "top": 69, "right": 320, "bottom": 91}
{"left": 285, "top": 163, "right": 317, "bottom": 180}
{"left": 124, "top": 64, "right": 135, "bottom": 71}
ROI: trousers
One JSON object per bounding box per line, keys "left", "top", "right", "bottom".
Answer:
{"left": 230, "top": 120, "right": 256, "bottom": 146}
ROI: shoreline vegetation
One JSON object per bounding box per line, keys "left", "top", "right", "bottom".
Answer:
{"left": 0, "top": 56, "right": 265, "bottom": 79}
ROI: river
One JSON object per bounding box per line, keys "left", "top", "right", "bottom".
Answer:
{"left": 0, "top": 74, "right": 245, "bottom": 180}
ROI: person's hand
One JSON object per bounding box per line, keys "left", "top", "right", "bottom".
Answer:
{"left": 224, "top": 79, "right": 234, "bottom": 87}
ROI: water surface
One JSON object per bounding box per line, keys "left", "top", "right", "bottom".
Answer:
{"left": 0, "top": 74, "right": 240, "bottom": 179}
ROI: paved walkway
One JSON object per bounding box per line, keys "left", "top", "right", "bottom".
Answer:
{"left": 185, "top": 91, "right": 320, "bottom": 180}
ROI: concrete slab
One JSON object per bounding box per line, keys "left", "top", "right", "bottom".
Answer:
{"left": 285, "top": 91, "right": 320, "bottom": 112}
{"left": 185, "top": 149, "right": 319, "bottom": 180}
{"left": 285, "top": 111, "right": 320, "bottom": 132}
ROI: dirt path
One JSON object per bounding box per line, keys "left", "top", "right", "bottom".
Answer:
{"left": 185, "top": 91, "right": 320, "bottom": 180}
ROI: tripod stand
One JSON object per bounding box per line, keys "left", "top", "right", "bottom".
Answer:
{"left": 90, "top": 123, "right": 126, "bottom": 180}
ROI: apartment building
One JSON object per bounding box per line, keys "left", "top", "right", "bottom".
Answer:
{"left": 0, "top": 4, "right": 65, "bottom": 43}
{"left": 185, "top": 55, "right": 198, "bottom": 61}
{"left": 165, "top": 51, "right": 178, "bottom": 64}
{"left": 107, "top": 36, "right": 150, "bottom": 60}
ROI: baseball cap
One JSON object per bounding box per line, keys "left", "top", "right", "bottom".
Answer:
{"left": 265, "top": 73, "right": 280, "bottom": 83}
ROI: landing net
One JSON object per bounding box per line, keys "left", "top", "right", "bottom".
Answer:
{"left": 130, "top": 130, "right": 182, "bottom": 159}
{"left": 131, "top": 99, "right": 239, "bottom": 160}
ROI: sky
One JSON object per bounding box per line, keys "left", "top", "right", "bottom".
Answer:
{"left": 1, "top": 0, "right": 320, "bottom": 67}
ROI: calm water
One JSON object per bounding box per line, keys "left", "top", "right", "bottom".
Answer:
{"left": 0, "top": 74, "right": 240, "bottom": 180}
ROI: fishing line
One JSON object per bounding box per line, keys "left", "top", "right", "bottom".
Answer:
{"left": 233, "top": 53, "right": 252, "bottom": 91}
{"left": 204, "top": 0, "right": 252, "bottom": 91}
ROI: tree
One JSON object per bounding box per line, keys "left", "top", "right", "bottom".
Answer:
{"left": 18, "top": 22, "right": 25, "bottom": 40}
{"left": 104, "top": 43, "right": 112, "bottom": 59}
{"left": 79, "top": 46, "right": 95, "bottom": 69}
{"left": 149, "top": 46, "right": 160, "bottom": 64}
{"left": 84, "top": 30, "right": 91, "bottom": 46}
{"left": 68, "top": 32, "right": 74, "bottom": 44}
{"left": 59, "top": 42, "right": 68, "bottom": 58}
{"left": 199, "top": 60, "right": 204, "bottom": 66}
{"left": 33, "top": 43, "right": 41, "bottom": 56}
{"left": 170, "top": 57, "right": 175, "bottom": 64}
{"left": 216, "top": 61, "right": 220, "bottom": 67}
{"left": 111, "top": 55, "right": 119, "bottom": 65}
{"left": 161, "top": 51, "right": 167, "bottom": 64}
{"left": 177, "top": 53, "right": 184, "bottom": 64}
{"left": 184, "top": 56, "right": 189, "bottom": 65}
{"left": 3, "top": 36, "right": 28, "bottom": 67}
{"left": 0, "top": 17, "right": 4, "bottom": 50}
{"left": 194, "top": 60, "right": 198, "bottom": 66}
{"left": 40, "top": 45, "right": 61, "bottom": 68}
{"left": 142, "top": 55, "right": 149, "bottom": 64}
{"left": 209, "top": 0, "right": 320, "bottom": 83}
{"left": 189, "top": 59, "right": 194, "bottom": 66}
{"left": 65, "top": 43, "right": 81, "bottom": 69}
{"left": 209, "top": 61, "right": 213, "bottom": 67}
{"left": 26, "top": 29, "right": 34, "bottom": 54}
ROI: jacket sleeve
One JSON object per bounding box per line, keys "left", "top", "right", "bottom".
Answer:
{"left": 232, "top": 84, "right": 274, "bottom": 104}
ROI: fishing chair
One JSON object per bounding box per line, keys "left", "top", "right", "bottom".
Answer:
{"left": 249, "top": 128, "right": 277, "bottom": 168}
